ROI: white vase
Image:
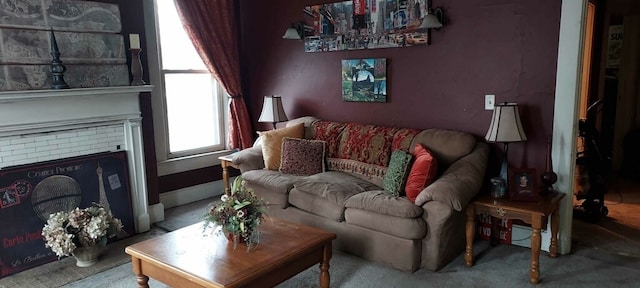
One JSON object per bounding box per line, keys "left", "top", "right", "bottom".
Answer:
{"left": 72, "top": 242, "right": 105, "bottom": 267}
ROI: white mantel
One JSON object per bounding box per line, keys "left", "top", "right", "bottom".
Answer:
{"left": 0, "top": 85, "right": 154, "bottom": 233}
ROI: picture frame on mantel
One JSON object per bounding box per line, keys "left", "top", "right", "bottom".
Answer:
{"left": 509, "top": 168, "right": 540, "bottom": 202}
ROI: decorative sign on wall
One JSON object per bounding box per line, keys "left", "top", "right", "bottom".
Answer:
{"left": 0, "top": 0, "right": 129, "bottom": 91}
{"left": 304, "top": 0, "right": 429, "bottom": 52}
{"left": 0, "top": 151, "right": 134, "bottom": 279}
{"left": 341, "top": 58, "right": 387, "bottom": 102}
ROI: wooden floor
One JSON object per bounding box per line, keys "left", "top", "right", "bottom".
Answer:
{"left": 573, "top": 175, "right": 640, "bottom": 239}
{"left": 603, "top": 176, "right": 640, "bottom": 231}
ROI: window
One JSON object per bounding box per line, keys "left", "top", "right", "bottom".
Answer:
{"left": 144, "top": 0, "right": 228, "bottom": 175}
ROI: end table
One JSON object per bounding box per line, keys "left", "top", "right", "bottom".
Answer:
{"left": 464, "top": 192, "right": 565, "bottom": 284}
{"left": 218, "top": 154, "right": 238, "bottom": 195}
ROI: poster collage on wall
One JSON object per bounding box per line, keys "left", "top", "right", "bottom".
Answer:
{"left": 302, "top": 1, "right": 430, "bottom": 102}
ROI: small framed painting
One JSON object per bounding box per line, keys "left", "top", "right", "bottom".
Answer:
{"left": 509, "top": 168, "right": 539, "bottom": 202}
{"left": 341, "top": 58, "right": 387, "bottom": 102}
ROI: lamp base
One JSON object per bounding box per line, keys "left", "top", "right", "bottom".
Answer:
{"left": 500, "top": 143, "right": 509, "bottom": 188}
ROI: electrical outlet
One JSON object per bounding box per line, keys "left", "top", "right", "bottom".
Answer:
{"left": 485, "top": 95, "right": 495, "bottom": 110}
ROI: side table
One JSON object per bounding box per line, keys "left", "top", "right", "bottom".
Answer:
{"left": 464, "top": 192, "right": 565, "bottom": 284}
{"left": 218, "top": 154, "right": 238, "bottom": 195}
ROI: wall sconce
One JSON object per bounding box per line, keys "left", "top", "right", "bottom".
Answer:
{"left": 282, "top": 22, "right": 304, "bottom": 40}
{"left": 420, "top": 1, "right": 447, "bottom": 30}
{"left": 258, "top": 95, "right": 288, "bottom": 129}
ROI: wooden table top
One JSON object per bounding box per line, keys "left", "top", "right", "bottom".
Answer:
{"left": 471, "top": 192, "right": 566, "bottom": 217}
{"left": 125, "top": 217, "right": 336, "bottom": 287}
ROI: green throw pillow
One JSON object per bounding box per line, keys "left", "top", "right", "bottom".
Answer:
{"left": 383, "top": 150, "right": 413, "bottom": 196}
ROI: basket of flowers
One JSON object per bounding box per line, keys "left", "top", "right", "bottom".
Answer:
{"left": 41, "top": 203, "right": 123, "bottom": 267}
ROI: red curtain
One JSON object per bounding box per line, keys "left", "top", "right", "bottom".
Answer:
{"left": 173, "top": 0, "right": 254, "bottom": 149}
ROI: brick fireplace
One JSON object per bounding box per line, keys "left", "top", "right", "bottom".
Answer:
{"left": 0, "top": 85, "right": 154, "bottom": 233}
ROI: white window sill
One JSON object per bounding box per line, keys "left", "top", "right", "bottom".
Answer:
{"left": 157, "top": 150, "right": 235, "bottom": 176}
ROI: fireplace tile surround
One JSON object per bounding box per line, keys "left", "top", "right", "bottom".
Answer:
{"left": 0, "top": 85, "right": 156, "bottom": 233}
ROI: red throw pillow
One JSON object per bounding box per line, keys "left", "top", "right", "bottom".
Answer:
{"left": 405, "top": 144, "right": 438, "bottom": 203}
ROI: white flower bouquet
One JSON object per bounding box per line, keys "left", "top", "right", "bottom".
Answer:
{"left": 41, "top": 203, "right": 123, "bottom": 258}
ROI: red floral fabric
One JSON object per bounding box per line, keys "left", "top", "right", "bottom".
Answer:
{"left": 392, "top": 128, "right": 421, "bottom": 152}
{"left": 338, "top": 123, "right": 399, "bottom": 166}
{"left": 312, "top": 121, "right": 348, "bottom": 158}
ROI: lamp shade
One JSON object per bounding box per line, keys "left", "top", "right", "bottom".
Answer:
{"left": 282, "top": 26, "right": 301, "bottom": 39}
{"left": 419, "top": 13, "right": 443, "bottom": 29}
{"left": 258, "top": 95, "right": 288, "bottom": 123}
{"left": 485, "top": 103, "right": 527, "bottom": 142}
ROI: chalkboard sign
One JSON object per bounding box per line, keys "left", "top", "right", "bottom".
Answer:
{"left": 0, "top": 151, "right": 134, "bottom": 278}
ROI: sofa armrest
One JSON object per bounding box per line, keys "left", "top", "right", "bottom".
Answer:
{"left": 414, "top": 142, "right": 489, "bottom": 211}
{"left": 231, "top": 146, "right": 265, "bottom": 173}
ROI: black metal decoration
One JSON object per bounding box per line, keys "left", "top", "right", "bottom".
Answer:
{"left": 49, "top": 28, "right": 70, "bottom": 89}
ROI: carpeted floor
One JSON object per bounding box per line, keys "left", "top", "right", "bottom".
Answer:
{"left": 2, "top": 194, "right": 639, "bottom": 288}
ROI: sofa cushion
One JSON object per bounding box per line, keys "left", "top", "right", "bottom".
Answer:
{"left": 405, "top": 144, "right": 438, "bottom": 203}
{"left": 313, "top": 121, "right": 348, "bottom": 158}
{"left": 241, "top": 169, "right": 305, "bottom": 208}
{"left": 285, "top": 116, "right": 319, "bottom": 139}
{"left": 338, "top": 123, "right": 399, "bottom": 166}
{"left": 288, "top": 171, "right": 380, "bottom": 221}
{"left": 383, "top": 150, "right": 412, "bottom": 196}
{"left": 279, "top": 137, "right": 326, "bottom": 176}
{"left": 288, "top": 189, "right": 347, "bottom": 221}
{"left": 258, "top": 123, "right": 304, "bottom": 170}
{"left": 392, "top": 128, "right": 421, "bottom": 152}
{"left": 345, "top": 208, "right": 427, "bottom": 239}
{"left": 345, "top": 191, "right": 423, "bottom": 218}
{"left": 410, "top": 129, "right": 476, "bottom": 169}
{"left": 327, "top": 158, "right": 386, "bottom": 188}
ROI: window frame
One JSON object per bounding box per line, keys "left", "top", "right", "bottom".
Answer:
{"left": 143, "top": 0, "right": 230, "bottom": 176}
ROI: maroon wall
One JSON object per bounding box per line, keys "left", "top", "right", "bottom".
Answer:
{"left": 239, "top": 0, "right": 562, "bottom": 173}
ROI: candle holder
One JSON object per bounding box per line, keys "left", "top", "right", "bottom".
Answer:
{"left": 129, "top": 48, "right": 146, "bottom": 86}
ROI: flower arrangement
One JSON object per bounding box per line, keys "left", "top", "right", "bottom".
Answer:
{"left": 41, "top": 203, "right": 124, "bottom": 258}
{"left": 204, "top": 176, "right": 267, "bottom": 251}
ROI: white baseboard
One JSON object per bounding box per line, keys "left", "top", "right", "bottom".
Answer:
{"left": 148, "top": 202, "right": 165, "bottom": 224}
{"left": 159, "top": 179, "right": 226, "bottom": 210}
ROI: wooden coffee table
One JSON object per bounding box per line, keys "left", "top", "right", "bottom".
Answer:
{"left": 125, "top": 218, "right": 336, "bottom": 288}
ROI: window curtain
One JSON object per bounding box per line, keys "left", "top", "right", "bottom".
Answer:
{"left": 173, "top": 0, "right": 254, "bottom": 149}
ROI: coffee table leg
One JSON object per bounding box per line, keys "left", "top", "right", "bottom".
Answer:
{"left": 136, "top": 275, "right": 150, "bottom": 288}
{"left": 131, "top": 257, "right": 149, "bottom": 288}
{"left": 320, "top": 242, "right": 332, "bottom": 288}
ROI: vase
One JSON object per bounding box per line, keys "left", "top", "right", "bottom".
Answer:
{"left": 226, "top": 233, "right": 246, "bottom": 243}
{"left": 72, "top": 243, "right": 105, "bottom": 267}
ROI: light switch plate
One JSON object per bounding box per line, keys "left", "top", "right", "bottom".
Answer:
{"left": 485, "top": 95, "right": 495, "bottom": 110}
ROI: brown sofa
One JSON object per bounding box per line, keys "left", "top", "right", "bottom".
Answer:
{"left": 232, "top": 117, "right": 489, "bottom": 272}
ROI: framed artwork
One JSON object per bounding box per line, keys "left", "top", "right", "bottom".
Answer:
{"left": 509, "top": 168, "right": 539, "bottom": 202}
{"left": 341, "top": 58, "right": 387, "bottom": 102}
{"left": 302, "top": 1, "right": 430, "bottom": 52}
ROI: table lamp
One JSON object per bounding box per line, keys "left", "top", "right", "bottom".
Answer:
{"left": 485, "top": 102, "right": 527, "bottom": 186}
{"left": 258, "top": 95, "right": 288, "bottom": 129}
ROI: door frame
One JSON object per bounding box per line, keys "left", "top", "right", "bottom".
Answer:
{"left": 553, "top": 0, "right": 589, "bottom": 254}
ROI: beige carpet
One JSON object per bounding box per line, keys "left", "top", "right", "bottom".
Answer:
{"left": 0, "top": 228, "right": 165, "bottom": 288}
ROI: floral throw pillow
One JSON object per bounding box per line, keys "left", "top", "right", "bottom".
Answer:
{"left": 383, "top": 150, "right": 413, "bottom": 197}
{"left": 279, "top": 137, "right": 327, "bottom": 176}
